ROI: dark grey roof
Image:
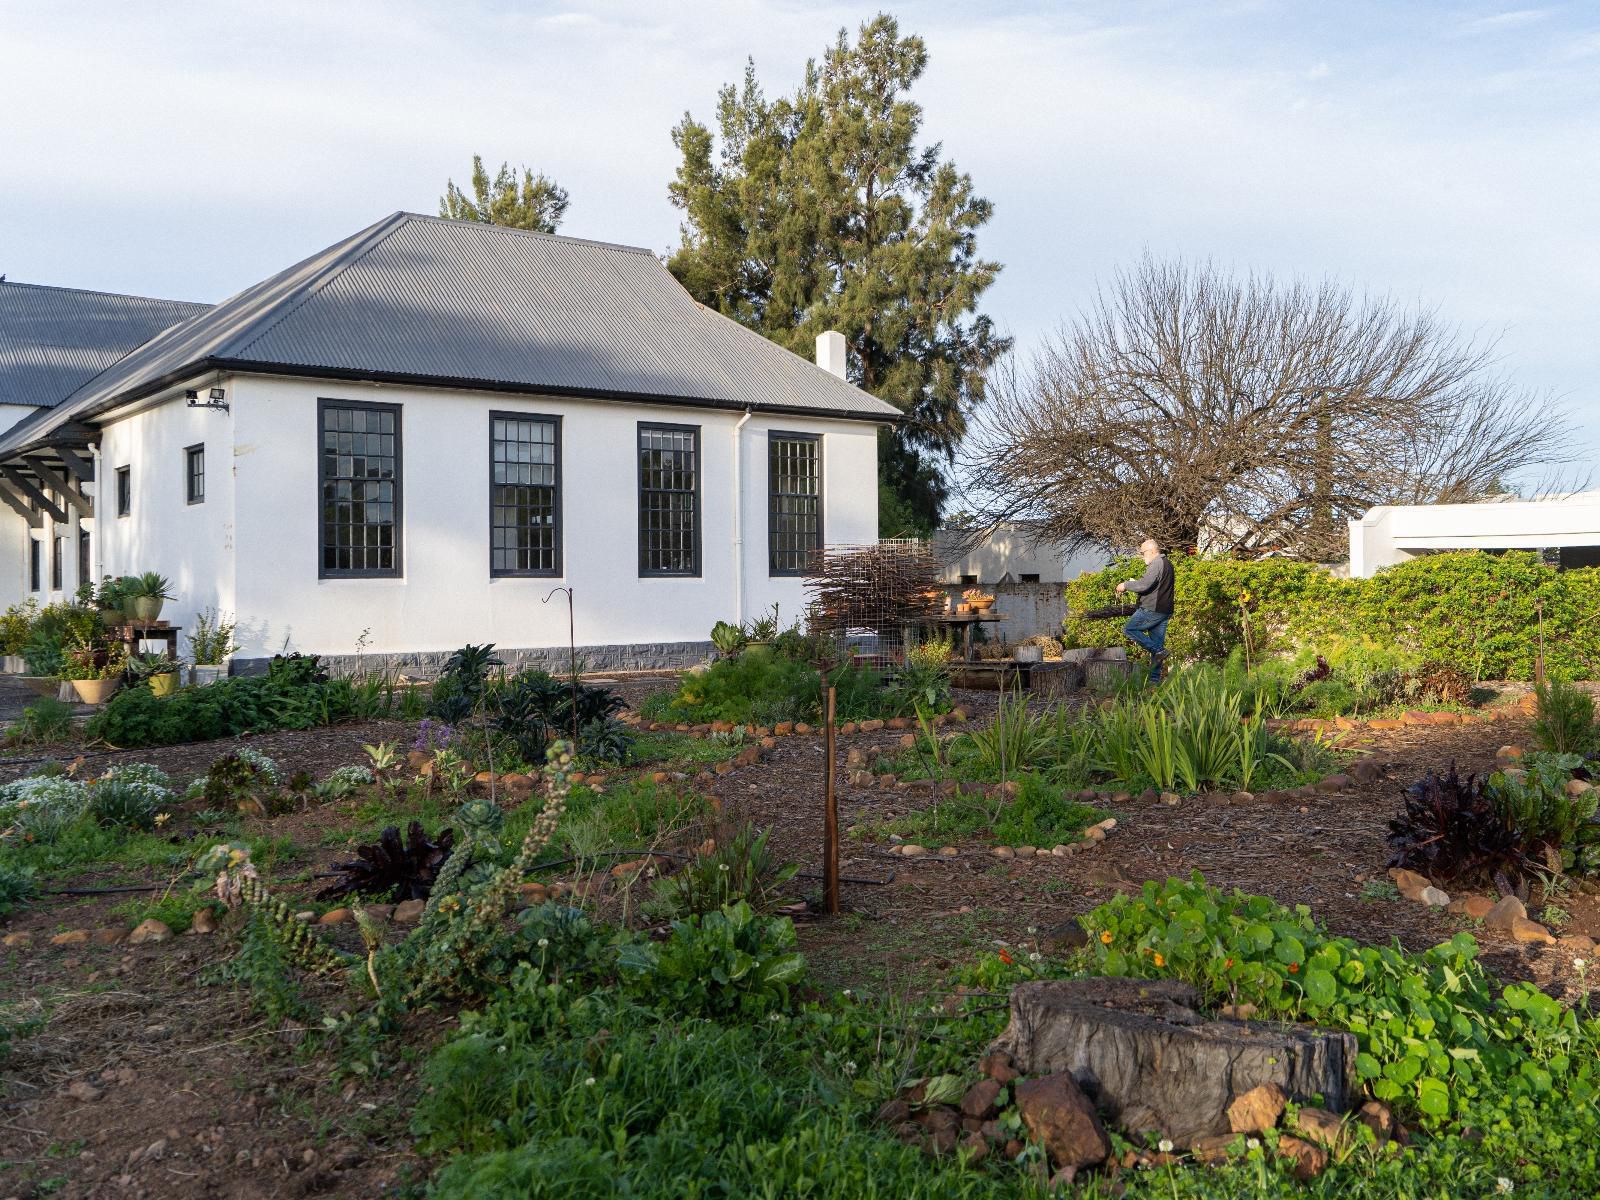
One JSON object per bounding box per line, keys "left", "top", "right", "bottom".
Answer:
{"left": 1, "top": 212, "right": 897, "bottom": 454}
{"left": 0, "top": 280, "right": 210, "bottom": 408}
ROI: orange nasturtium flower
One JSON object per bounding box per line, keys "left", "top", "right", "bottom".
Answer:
{"left": 1152, "top": 953, "right": 1166, "bottom": 968}
{"left": 998, "top": 949, "right": 1014, "bottom": 965}
{"left": 1288, "top": 962, "right": 1300, "bottom": 974}
{"left": 1224, "top": 958, "right": 1234, "bottom": 969}
{"left": 1100, "top": 930, "right": 1114, "bottom": 945}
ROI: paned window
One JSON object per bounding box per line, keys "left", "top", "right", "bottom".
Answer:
{"left": 78, "top": 528, "right": 90, "bottom": 588}
{"left": 28, "top": 538, "right": 40, "bottom": 592}
{"left": 50, "top": 534, "right": 63, "bottom": 591}
{"left": 319, "top": 400, "right": 401, "bottom": 577}
{"left": 768, "top": 433, "right": 822, "bottom": 575}
{"left": 638, "top": 423, "right": 700, "bottom": 576}
{"left": 490, "top": 414, "right": 560, "bottom": 575}
{"left": 185, "top": 444, "right": 205, "bottom": 504}
{"left": 115, "top": 466, "right": 131, "bottom": 517}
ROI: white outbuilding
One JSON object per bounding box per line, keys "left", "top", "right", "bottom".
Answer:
{"left": 0, "top": 213, "right": 897, "bottom": 673}
{"left": 1348, "top": 491, "right": 1600, "bottom": 577}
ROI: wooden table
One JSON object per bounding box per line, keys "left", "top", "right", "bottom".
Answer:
{"left": 914, "top": 611, "right": 1008, "bottom": 661}
{"left": 109, "top": 621, "right": 181, "bottom": 661}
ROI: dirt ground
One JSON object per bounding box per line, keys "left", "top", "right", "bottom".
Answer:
{"left": 2, "top": 683, "right": 1595, "bottom": 1199}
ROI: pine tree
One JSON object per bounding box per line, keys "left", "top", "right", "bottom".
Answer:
{"left": 439, "top": 156, "right": 569, "bottom": 234}
{"left": 667, "top": 15, "right": 1009, "bottom": 534}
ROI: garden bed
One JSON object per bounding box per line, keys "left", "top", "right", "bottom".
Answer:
{"left": 2, "top": 682, "right": 1597, "bottom": 1198}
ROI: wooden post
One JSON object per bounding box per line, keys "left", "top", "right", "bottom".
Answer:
{"left": 823, "top": 684, "right": 840, "bottom": 915}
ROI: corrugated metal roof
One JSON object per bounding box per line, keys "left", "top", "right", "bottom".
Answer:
{"left": 1, "top": 212, "right": 898, "bottom": 454}
{"left": 0, "top": 280, "right": 210, "bottom": 408}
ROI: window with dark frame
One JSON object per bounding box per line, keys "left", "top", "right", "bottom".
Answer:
{"left": 319, "top": 400, "right": 401, "bottom": 577}
{"left": 28, "top": 538, "right": 40, "bottom": 592}
{"left": 185, "top": 444, "right": 205, "bottom": 504}
{"left": 768, "top": 433, "right": 822, "bottom": 575}
{"left": 1019, "top": 573, "right": 1041, "bottom": 583}
{"left": 115, "top": 466, "right": 131, "bottom": 517}
{"left": 50, "top": 534, "right": 63, "bottom": 591}
{"left": 78, "top": 528, "right": 90, "bottom": 588}
{"left": 490, "top": 414, "right": 560, "bottom": 576}
{"left": 637, "top": 423, "right": 700, "bottom": 576}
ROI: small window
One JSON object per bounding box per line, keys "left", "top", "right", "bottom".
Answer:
{"left": 51, "top": 534, "right": 63, "bottom": 591}
{"left": 490, "top": 413, "right": 560, "bottom": 576}
{"left": 28, "top": 538, "right": 40, "bottom": 592}
{"left": 115, "top": 466, "right": 131, "bottom": 517}
{"left": 319, "top": 399, "right": 402, "bottom": 577}
{"left": 638, "top": 423, "right": 700, "bottom": 577}
{"left": 959, "top": 573, "right": 978, "bottom": 586}
{"left": 77, "top": 528, "right": 90, "bottom": 588}
{"left": 1019, "top": 573, "right": 1041, "bottom": 584}
{"left": 185, "top": 444, "right": 205, "bottom": 504}
{"left": 768, "top": 432, "right": 822, "bottom": 575}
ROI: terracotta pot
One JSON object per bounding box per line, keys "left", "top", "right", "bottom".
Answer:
{"left": 149, "top": 673, "right": 178, "bottom": 697}
{"left": 970, "top": 598, "right": 995, "bottom": 612}
{"left": 71, "top": 677, "right": 120, "bottom": 704}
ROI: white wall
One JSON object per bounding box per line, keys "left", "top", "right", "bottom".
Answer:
{"left": 97, "top": 390, "right": 236, "bottom": 647}
{"left": 1349, "top": 492, "right": 1600, "bottom": 577}
{"left": 934, "top": 525, "right": 1111, "bottom": 584}
{"left": 227, "top": 376, "right": 881, "bottom": 659}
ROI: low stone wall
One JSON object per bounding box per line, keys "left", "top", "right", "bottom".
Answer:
{"left": 234, "top": 640, "right": 713, "bottom": 679}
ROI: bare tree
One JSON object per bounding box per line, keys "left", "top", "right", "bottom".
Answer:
{"left": 961, "top": 255, "right": 1580, "bottom": 560}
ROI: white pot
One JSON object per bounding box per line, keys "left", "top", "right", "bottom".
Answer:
{"left": 1, "top": 655, "right": 24, "bottom": 674}
{"left": 190, "top": 663, "right": 227, "bottom": 687}
{"left": 1014, "top": 644, "right": 1044, "bottom": 663}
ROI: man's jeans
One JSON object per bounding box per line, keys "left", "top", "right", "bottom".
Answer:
{"left": 1122, "top": 609, "right": 1170, "bottom": 680}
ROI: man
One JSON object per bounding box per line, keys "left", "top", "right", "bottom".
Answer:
{"left": 1115, "top": 538, "right": 1175, "bottom": 681}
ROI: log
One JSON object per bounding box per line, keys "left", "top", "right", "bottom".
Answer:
{"left": 1029, "top": 661, "right": 1084, "bottom": 697}
{"left": 991, "top": 979, "right": 1360, "bottom": 1146}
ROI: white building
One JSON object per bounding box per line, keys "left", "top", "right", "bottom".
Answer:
{"left": 0, "top": 213, "right": 896, "bottom": 673}
{"left": 1348, "top": 492, "right": 1600, "bottom": 577}
{"left": 933, "top": 523, "right": 1111, "bottom": 586}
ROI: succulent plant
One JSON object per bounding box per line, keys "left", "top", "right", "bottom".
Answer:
{"left": 318, "top": 821, "right": 455, "bottom": 902}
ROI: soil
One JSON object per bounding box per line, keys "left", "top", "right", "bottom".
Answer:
{"left": 2, "top": 683, "right": 1595, "bottom": 1199}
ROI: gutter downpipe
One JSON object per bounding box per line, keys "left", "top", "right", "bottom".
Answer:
{"left": 732, "top": 409, "right": 753, "bottom": 626}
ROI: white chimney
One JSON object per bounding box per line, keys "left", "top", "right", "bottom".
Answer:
{"left": 815, "top": 330, "right": 847, "bottom": 379}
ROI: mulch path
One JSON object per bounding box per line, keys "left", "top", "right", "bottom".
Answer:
{"left": 3, "top": 682, "right": 1596, "bottom": 1199}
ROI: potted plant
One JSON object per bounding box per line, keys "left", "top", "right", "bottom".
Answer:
{"left": 125, "top": 572, "right": 174, "bottom": 622}
{"left": 129, "top": 652, "right": 181, "bottom": 697}
{"left": 961, "top": 587, "right": 996, "bottom": 613}
{"left": 0, "top": 600, "right": 37, "bottom": 673}
{"left": 187, "top": 608, "right": 238, "bottom": 685}
{"left": 92, "top": 575, "right": 132, "bottom": 626}
{"left": 61, "top": 639, "right": 125, "bottom": 705}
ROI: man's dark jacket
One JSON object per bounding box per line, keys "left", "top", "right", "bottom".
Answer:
{"left": 1126, "top": 555, "right": 1175, "bottom": 615}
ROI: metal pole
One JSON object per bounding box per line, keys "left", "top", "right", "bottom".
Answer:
{"left": 823, "top": 684, "right": 840, "bottom": 915}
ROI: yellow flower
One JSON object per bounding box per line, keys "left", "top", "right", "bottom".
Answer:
{"left": 1100, "top": 930, "right": 1114, "bottom": 945}
{"left": 1153, "top": 953, "right": 1166, "bottom": 968}
{"left": 154, "top": 812, "right": 171, "bottom": 827}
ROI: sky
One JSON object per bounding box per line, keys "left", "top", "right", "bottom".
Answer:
{"left": 2, "top": 0, "right": 1597, "bottom": 468}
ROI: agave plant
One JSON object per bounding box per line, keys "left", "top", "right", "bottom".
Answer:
{"left": 318, "top": 821, "right": 455, "bottom": 902}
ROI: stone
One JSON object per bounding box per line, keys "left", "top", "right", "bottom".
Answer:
{"left": 794, "top": 722, "right": 813, "bottom": 736}
{"left": 1357, "top": 1100, "right": 1398, "bottom": 1145}
{"left": 1483, "top": 896, "right": 1528, "bottom": 931}
{"left": 1566, "top": 777, "right": 1594, "bottom": 796}
{"left": 979, "top": 1050, "right": 1019, "bottom": 1084}
{"left": 1086, "top": 826, "right": 1106, "bottom": 842}
{"left": 1388, "top": 867, "right": 1431, "bottom": 899}
{"left": 860, "top": 719, "right": 884, "bottom": 732}
{"left": 1277, "top": 1134, "right": 1329, "bottom": 1180}
{"left": 958, "top": 1131, "right": 989, "bottom": 1162}
{"left": 887, "top": 717, "right": 911, "bottom": 730}
{"left": 1293, "top": 1107, "right": 1349, "bottom": 1152}
{"left": 960, "top": 1079, "right": 1003, "bottom": 1120}
{"left": 128, "top": 919, "right": 174, "bottom": 945}
{"left": 92, "top": 928, "right": 127, "bottom": 945}
{"left": 189, "top": 908, "right": 219, "bottom": 935}
{"left": 899, "top": 844, "right": 929, "bottom": 858}
{"left": 1559, "top": 934, "right": 1596, "bottom": 953}
{"left": 1509, "top": 917, "right": 1555, "bottom": 944}
{"left": 1159, "top": 791, "right": 1180, "bottom": 806}
{"left": 51, "top": 929, "right": 91, "bottom": 945}
{"left": 1417, "top": 886, "right": 1451, "bottom": 908}
{"left": 899, "top": 733, "right": 917, "bottom": 750}
{"left": 1231, "top": 791, "right": 1255, "bottom": 805}
{"left": 774, "top": 722, "right": 794, "bottom": 736}
{"left": 992, "top": 846, "right": 1015, "bottom": 859}
{"left": 991, "top": 978, "right": 1360, "bottom": 1145}
{"left": 1051, "top": 844, "right": 1073, "bottom": 857}
{"left": 66, "top": 1079, "right": 105, "bottom": 1102}
{"left": 939, "top": 847, "right": 959, "bottom": 857}
{"left": 1189, "top": 1133, "right": 1242, "bottom": 1164}
{"left": 1013, "top": 1073, "right": 1111, "bottom": 1169}
{"left": 1316, "top": 774, "right": 1353, "bottom": 793}
{"left": 1496, "top": 744, "right": 1524, "bottom": 761}
{"left": 320, "top": 907, "right": 353, "bottom": 925}
{"left": 1458, "top": 895, "right": 1495, "bottom": 919}
{"left": 1217, "top": 1003, "right": 1258, "bottom": 1019}
{"left": 1226, "top": 1083, "right": 1287, "bottom": 1133}
{"left": 876, "top": 1098, "right": 911, "bottom": 1126}
{"left": 2, "top": 931, "right": 32, "bottom": 947}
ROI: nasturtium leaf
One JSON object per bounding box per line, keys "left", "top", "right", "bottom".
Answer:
{"left": 1303, "top": 968, "right": 1336, "bottom": 1007}
{"left": 1356, "top": 1053, "right": 1381, "bottom": 1080}
{"left": 1416, "top": 1077, "right": 1450, "bottom": 1117}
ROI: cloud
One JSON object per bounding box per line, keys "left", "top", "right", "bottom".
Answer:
{"left": 1455, "top": 8, "right": 1551, "bottom": 37}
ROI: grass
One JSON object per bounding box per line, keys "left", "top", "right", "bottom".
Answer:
{"left": 625, "top": 730, "right": 746, "bottom": 769}
{"left": 110, "top": 889, "right": 217, "bottom": 934}
{"left": 857, "top": 776, "right": 1107, "bottom": 849}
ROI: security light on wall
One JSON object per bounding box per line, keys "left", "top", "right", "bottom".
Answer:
{"left": 185, "top": 386, "right": 229, "bottom": 413}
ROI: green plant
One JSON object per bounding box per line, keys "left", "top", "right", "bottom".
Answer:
{"left": 962, "top": 689, "right": 1056, "bottom": 777}
{"left": 187, "top": 607, "right": 240, "bottom": 665}
{"left": 0, "top": 860, "right": 35, "bottom": 914}
{"left": 710, "top": 619, "right": 747, "bottom": 657}
{"left": 125, "top": 571, "right": 174, "bottom": 601}
{"left": 127, "top": 651, "right": 179, "bottom": 679}
{"left": 1533, "top": 674, "right": 1597, "bottom": 754}
{"left": 5, "top": 697, "right": 74, "bottom": 747}
{"left": 429, "top": 643, "right": 505, "bottom": 723}
{"left": 745, "top": 603, "right": 781, "bottom": 642}
{"left": 1489, "top": 753, "right": 1599, "bottom": 857}
{"left": 0, "top": 600, "right": 37, "bottom": 655}
{"left": 618, "top": 901, "right": 804, "bottom": 1018}
{"left": 669, "top": 651, "right": 822, "bottom": 725}
{"left": 643, "top": 825, "right": 800, "bottom": 920}
{"left": 87, "top": 779, "right": 161, "bottom": 832}
{"left": 990, "top": 776, "right": 1105, "bottom": 847}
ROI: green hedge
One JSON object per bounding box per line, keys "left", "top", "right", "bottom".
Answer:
{"left": 1064, "top": 551, "right": 1600, "bottom": 680}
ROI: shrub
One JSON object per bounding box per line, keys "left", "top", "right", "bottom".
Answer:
{"left": 87, "top": 663, "right": 358, "bottom": 748}
{"left": 1387, "top": 766, "right": 1520, "bottom": 885}
{"left": 5, "top": 697, "right": 74, "bottom": 747}
{"left": 428, "top": 643, "right": 504, "bottom": 722}
{"left": 1488, "top": 753, "right": 1599, "bottom": 858}
{"left": 0, "top": 860, "right": 35, "bottom": 914}
{"left": 0, "top": 600, "right": 37, "bottom": 655}
{"left": 0, "top": 775, "right": 90, "bottom": 843}
{"left": 487, "top": 670, "right": 630, "bottom": 764}
{"left": 1533, "top": 674, "right": 1597, "bottom": 754}
{"left": 87, "top": 779, "right": 161, "bottom": 832}
{"left": 1066, "top": 550, "right": 1600, "bottom": 680}
{"left": 990, "top": 776, "right": 1103, "bottom": 847}
{"left": 669, "top": 650, "right": 822, "bottom": 725}
{"left": 642, "top": 825, "right": 800, "bottom": 920}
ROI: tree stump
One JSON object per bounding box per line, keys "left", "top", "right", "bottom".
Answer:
{"left": 1029, "top": 661, "right": 1084, "bottom": 697}
{"left": 991, "top": 979, "right": 1360, "bottom": 1146}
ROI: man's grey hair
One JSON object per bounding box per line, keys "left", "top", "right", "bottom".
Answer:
{"left": 1140, "top": 537, "right": 1162, "bottom": 551}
